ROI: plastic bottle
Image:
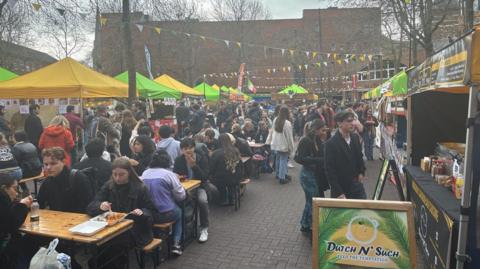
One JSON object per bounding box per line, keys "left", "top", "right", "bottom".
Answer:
{"left": 30, "top": 199, "right": 39, "bottom": 228}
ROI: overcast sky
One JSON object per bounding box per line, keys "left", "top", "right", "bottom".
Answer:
{"left": 260, "top": 0, "right": 328, "bottom": 19}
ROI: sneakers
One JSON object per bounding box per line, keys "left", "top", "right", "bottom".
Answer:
{"left": 198, "top": 227, "right": 208, "bottom": 243}
{"left": 288, "top": 162, "right": 295, "bottom": 168}
{"left": 171, "top": 243, "right": 183, "bottom": 256}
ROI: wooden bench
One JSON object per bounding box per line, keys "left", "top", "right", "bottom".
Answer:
{"left": 135, "top": 238, "right": 162, "bottom": 269}
{"left": 228, "top": 179, "right": 251, "bottom": 211}
{"left": 153, "top": 221, "right": 176, "bottom": 260}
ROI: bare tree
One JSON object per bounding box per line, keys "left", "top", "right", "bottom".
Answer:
{"left": 210, "top": 0, "right": 271, "bottom": 21}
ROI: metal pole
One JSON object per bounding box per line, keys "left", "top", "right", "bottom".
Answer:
{"left": 122, "top": 0, "right": 136, "bottom": 105}
{"left": 456, "top": 84, "right": 478, "bottom": 269}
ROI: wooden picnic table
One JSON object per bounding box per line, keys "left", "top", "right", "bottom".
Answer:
{"left": 20, "top": 209, "right": 134, "bottom": 246}
{"left": 181, "top": 179, "right": 201, "bottom": 191}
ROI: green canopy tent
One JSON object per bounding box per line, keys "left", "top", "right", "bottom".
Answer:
{"left": 195, "top": 82, "right": 220, "bottom": 101}
{"left": 115, "top": 71, "right": 181, "bottom": 100}
{"left": 279, "top": 84, "right": 308, "bottom": 94}
{"left": 363, "top": 70, "right": 408, "bottom": 99}
{"left": 0, "top": 67, "right": 18, "bottom": 81}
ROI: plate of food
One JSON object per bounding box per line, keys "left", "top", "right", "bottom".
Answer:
{"left": 91, "top": 212, "right": 127, "bottom": 226}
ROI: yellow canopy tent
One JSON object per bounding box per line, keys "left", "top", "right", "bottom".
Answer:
{"left": 0, "top": 57, "right": 128, "bottom": 98}
{"left": 154, "top": 74, "right": 202, "bottom": 96}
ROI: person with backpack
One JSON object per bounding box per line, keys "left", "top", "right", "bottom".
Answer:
{"left": 37, "top": 147, "right": 93, "bottom": 213}
{"left": 294, "top": 120, "right": 329, "bottom": 234}
{"left": 73, "top": 138, "right": 112, "bottom": 192}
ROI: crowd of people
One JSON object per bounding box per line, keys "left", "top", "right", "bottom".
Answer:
{"left": 0, "top": 98, "right": 380, "bottom": 268}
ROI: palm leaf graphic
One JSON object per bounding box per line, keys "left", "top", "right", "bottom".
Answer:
{"left": 376, "top": 211, "right": 411, "bottom": 269}
{"left": 317, "top": 208, "right": 356, "bottom": 269}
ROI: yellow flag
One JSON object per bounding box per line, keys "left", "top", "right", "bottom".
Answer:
{"left": 154, "top": 27, "right": 161, "bottom": 34}
{"left": 312, "top": 52, "right": 318, "bottom": 59}
{"left": 289, "top": 49, "right": 295, "bottom": 56}
{"left": 236, "top": 42, "right": 242, "bottom": 48}
{"left": 100, "top": 17, "right": 107, "bottom": 26}
{"left": 32, "top": 3, "right": 41, "bottom": 11}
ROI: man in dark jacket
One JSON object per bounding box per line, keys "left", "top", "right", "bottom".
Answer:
{"left": 24, "top": 104, "right": 43, "bottom": 147}
{"left": 189, "top": 104, "right": 205, "bottom": 135}
{"left": 216, "top": 102, "right": 232, "bottom": 133}
{"left": 247, "top": 102, "right": 262, "bottom": 125}
{"left": 173, "top": 138, "right": 210, "bottom": 243}
{"left": 73, "top": 138, "right": 112, "bottom": 191}
{"left": 175, "top": 102, "right": 190, "bottom": 137}
{"left": 38, "top": 147, "right": 93, "bottom": 213}
{"left": 324, "top": 110, "right": 367, "bottom": 199}
{"left": 12, "top": 131, "right": 42, "bottom": 178}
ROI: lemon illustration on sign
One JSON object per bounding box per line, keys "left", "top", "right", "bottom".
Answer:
{"left": 346, "top": 216, "right": 379, "bottom": 245}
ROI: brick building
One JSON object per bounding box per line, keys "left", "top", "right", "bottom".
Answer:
{"left": 93, "top": 7, "right": 388, "bottom": 96}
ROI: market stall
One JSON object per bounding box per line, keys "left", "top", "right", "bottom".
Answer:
{"left": 0, "top": 57, "right": 128, "bottom": 128}
{"left": 115, "top": 71, "right": 181, "bottom": 100}
{"left": 154, "top": 74, "right": 203, "bottom": 96}
{"left": 405, "top": 26, "right": 480, "bottom": 269}
{"left": 194, "top": 82, "right": 220, "bottom": 101}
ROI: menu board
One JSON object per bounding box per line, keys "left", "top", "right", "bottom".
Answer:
{"left": 313, "top": 199, "right": 416, "bottom": 269}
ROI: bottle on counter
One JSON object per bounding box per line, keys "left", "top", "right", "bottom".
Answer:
{"left": 30, "top": 199, "right": 39, "bottom": 228}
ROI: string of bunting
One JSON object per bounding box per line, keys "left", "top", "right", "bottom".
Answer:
{"left": 97, "top": 15, "right": 381, "bottom": 65}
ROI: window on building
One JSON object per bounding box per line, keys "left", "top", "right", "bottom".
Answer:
{"left": 357, "top": 60, "right": 406, "bottom": 81}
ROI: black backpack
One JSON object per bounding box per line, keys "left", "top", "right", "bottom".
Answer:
{"left": 69, "top": 167, "right": 98, "bottom": 195}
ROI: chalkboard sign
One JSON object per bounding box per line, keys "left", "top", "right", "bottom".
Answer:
{"left": 312, "top": 199, "right": 417, "bottom": 269}
{"left": 372, "top": 160, "right": 405, "bottom": 201}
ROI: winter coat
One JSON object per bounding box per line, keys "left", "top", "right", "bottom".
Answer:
{"left": 209, "top": 148, "right": 243, "bottom": 186}
{"left": 0, "top": 190, "right": 29, "bottom": 268}
{"left": 37, "top": 166, "right": 93, "bottom": 213}
{"left": 87, "top": 179, "right": 156, "bottom": 247}
{"left": 173, "top": 152, "right": 209, "bottom": 182}
{"left": 73, "top": 157, "right": 112, "bottom": 192}
{"left": 12, "top": 142, "right": 42, "bottom": 178}
{"left": 247, "top": 106, "right": 261, "bottom": 125}
{"left": 267, "top": 118, "right": 294, "bottom": 153}
{"left": 296, "top": 135, "right": 329, "bottom": 192}
{"left": 324, "top": 131, "right": 366, "bottom": 197}
{"left": 39, "top": 125, "right": 74, "bottom": 167}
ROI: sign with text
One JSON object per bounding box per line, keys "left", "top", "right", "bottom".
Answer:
{"left": 313, "top": 199, "right": 416, "bottom": 269}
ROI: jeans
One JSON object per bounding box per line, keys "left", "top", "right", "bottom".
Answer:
{"left": 363, "top": 132, "right": 375, "bottom": 160}
{"left": 155, "top": 206, "right": 182, "bottom": 244}
{"left": 299, "top": 168, "right": 319, "bottom": 230}
{"left": 275, "top": 151, "right": 289, "bottom": 181}
{"left": 197, "top": 188, "right": 209, "bottom": 228}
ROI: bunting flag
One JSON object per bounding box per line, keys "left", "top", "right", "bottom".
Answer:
{"left": 7, "top": 0, "right": 18, "bottom": 9}
{"left": 312, "top": 51, "right": 318, "bottom": 59}
{"left": 304, "top": 64, "right": 308, "bottom": 70}
{"left": 316, "top": 63, "right": 322, "bottom": 67}
{"left": 267, "top": 69, "right": 271, "bottom": 74}
{"left": 323, "top": 61, "right": 328, "bottom": 67}
{"left": 306, "top": 51, "right": 310, "bottom": 58}
{"left": 56, "top": 8, "right": 65, "bottom": 16}
{"left": 184, "top": 33, "right": 191, "bottom": 38}
{"left": 327, "top": 53, "right": 331, "bottom": 59}
{"left": 282, "top": 67, "right": 286, "bottom": 72}
{"left": 154, "top": 27, "right": 161, "bottom": 34}
{"left": 359, "top": 55, "right": 365, "bottom": 62}
{"left": 281, "top": 49, "right": 286, "bottom": 56}
{"left": 333, "top": 53, "right": 337, "bottom": 60}
{"left": 236, "top": 42, "right": 242, "bottom": 48}
{"left": 224, "top": 40, "right": 230, "bottom": 47}
{"left": 287, "top": 66, "right": 291, "bottom": 72}
{"left": 136, "top": 24, "right": 144, "bottom": 32}
{"left": 298, "top": 65, "right": 302, "bottom": 70}
{"left": 199, "top": 35, "right": 206, "bottom": 40}
{"left": 336, "top": 59, "right": 342, "bottom": 65}
{"left": 272, "top": 68, "right": 276, "bottom": 73}
{"left": 344, "top": 59, "right": 349, "bottom": 64}
{"left": 32, "top": 3, "right": 41, "bottom": 11}
{"left": 289, "top": 49, "right": 295, "bottom": 56}
{"left": 264, "top": 46, "right": 268, "bottom": 58}
{"left": 368, "top": 54, "right": 373, "bottom": 61}
{"left": 100, "top": 16, "right": 107, "bottom": 26}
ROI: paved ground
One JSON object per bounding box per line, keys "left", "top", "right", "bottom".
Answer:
{"left": 152, "top": 157, "right": 427, "bottom": 269}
